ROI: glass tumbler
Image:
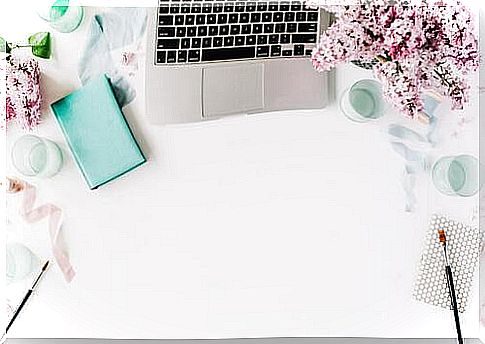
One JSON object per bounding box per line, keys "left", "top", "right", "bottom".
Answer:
{"left": 36, "top": 0, "right": 84, "bottom": 33}
{"left": 12, "top": 135, "right": 63, "bottom": 178}
{"left": 340, "top": 79, "right": 387, "bottom": 123}
{"left": 432, "top": 155, "right": 482, "bottom": 197}
{"left": 6, "top": 243, "right": 39, "bottom": 284}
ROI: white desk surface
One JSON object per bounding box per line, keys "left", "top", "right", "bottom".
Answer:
{"left": 3, "top": 4, "right": 481, "bottom": 340}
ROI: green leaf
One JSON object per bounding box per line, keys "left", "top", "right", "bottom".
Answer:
{"left": 0, "top": 37, "right": 5, "bottom": 53}
{"left": 28, "top": 32, "right": 51, "bottom": 59}
{"left": 0, "top": 37, "right": 10, "bottom": 60}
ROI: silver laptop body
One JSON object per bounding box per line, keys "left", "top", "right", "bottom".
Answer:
{"left": 145, "top": 1, "right": 329, "bottom": 125}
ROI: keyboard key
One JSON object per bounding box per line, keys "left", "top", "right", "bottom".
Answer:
{"left": 298, "top": 23, "right": 318, "bottom": 32}
{"left": 271, "top": 45, "right": 281, "bottom": 56}
{"left": 159, "top": 15, "right": 173, "bottom": 26}
{"left": 275, "top": 23, "right": 285, "bottom": 33}
{"left": 207, "top": 14, "right": 217, "bottom": 24}
{"left": 282, "top": 49, "right": 293, "bottom": 56}
{"left": 213, "top": 3, "right": 223, "bottom": 13}
{"left": 192, "top": 38, "right": 201, "bottom": 48}
{"left": 246, "top": 2, "right": 256, "bottom": 12}
{"left": 181, "top": 4, "right": 191, "bottom": 13}
{"left": 284, "top": 12, "right": 295, "bottom": 22}
{"left": 269, "top": 34, "right": 279, "bottom": 44}
{"left": 257, "top": 35, "right": 267, "bottom": 44}
{"left": 262, "top": 12, "right": 272, "bottom": 22}
{"left": 191, "top": 4, "right": 201, "bottom": 13}
{"left": 157, "top": 50, "right": 166, "bottom": 63}
{"left": 181, "top": 38, "right": 190, "bottom": 49}
{"left": 264, "top": 24, "right": 274, "bottom": 33}
{"left": 186, "top": 15, "right": 195, "bottom": 25}
{"left": 188, "top": 50, "right": 201, "bottom": 62}
{"left": 178, "top": 50, "right": 187, "bottom": 62}
{"left": 167, "top": 51, "right": 177, "bottom": 63}
{"left": 251, "top": 13, "right": 261, "bottom": 22}
{"left": 269, "top": 2, "right": 278, "bottom": 11}
{"left": 280, "top": 34, "right": 291, "bottom": 44}
{"left": 287, "top": 23, "right": 297, "bottom": 32}
{"left": 170, "top": 6, "right": 179, "bottom": 14}
{"left": 218, "top": 14, "right": 228, "bottom": 24}
{"left": 198, "top": 26, "right": 208, "bottom": 36}
{"left": 202, "top": 47, "right": 255, "bottom": 61}
{"left": 175, "top": 15, "right": 184, "bottom": 25}
{"left": 220, "top": 25, "right": 230, "bottom": 35}
{"left": 203, "top": 37, "right": 212, "bottom": 48}
{"left": 235, "top": 3, "right": 245, "bottom": 12}
{"left": 253, "top": 24, "right": 263, "bottom": 34}
{"left": 224, "top": 36, "right": 234, "bottom": 46}
{"left": 279, "top": 2, "right": 290, "bottom": 11}
{"left": 296, "top": 12, "right": 306, "bottom": 21}
{"left": 235, "top": 36, "right": 245, "bottom": 46}
{"left": 229, "top": 13, "right": 238, "bottom": 23}
{"left": 291, "top": 2, "right": 302, "bottom": 11}
{"left": 187, "top": 27, "right": 197, "bottom": 36}
{"left": 273, "top": 12, "right": 283, "bottom": 22}
{"left": 209, "top": 26, "right": 218, "bottom": 36}
{"left": 224, "top": 3, "right": 234, "bottom": 12}
{"left": 202, "top": 4, "right": 212, "bottom": 13}
{"left": 241, "top": 24, "right": 251, "bottom": 34}
{"left": 159, "top": 27, "right": 175, "bottom": 37}
{"left": 305, "top": 49, "right": 313, "bottom": 56}
{"left": 292, "top": 34, "right": 317, "bottom": 43}
{"left": 158, "top": 38, "right": 180, "bottom": 49}
{"left": 256, "top": 46, "right": 269, "bottom": 57}
{"left": 257, "top": 3, "right": 267, "bottom": 11}
{"left": 213, "top": 37, "right": 223, "bottom": 47}
{"left": 246, "top": 35, "right": 256, "bottom": 45}
{"left": 230, "top": 25, "right": 240, "bottom": 35}
{"left": 176, "top": 27, "right": 186, "bottom": 37}
{"left": 240, "top": 13, "right": 250, "bottom": 23}
{"left": 294, "top": 44, "right": 304, "bottom": 56}
{"left": 196, "top": 15, "right": 206, "bottom": 24}
{"left": 159, "top": 6, "right": 169, "bottom": 14}
{"left": 307, "top": 11, "right": 319, "bottom": 21}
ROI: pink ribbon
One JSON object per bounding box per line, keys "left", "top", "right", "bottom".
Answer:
{"left": 15, "top": 181, "right": 75, "bottom": 283}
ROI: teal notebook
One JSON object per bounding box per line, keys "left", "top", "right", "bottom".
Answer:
{"left": 51, "top": 75, "right": 146, "bottom": 189}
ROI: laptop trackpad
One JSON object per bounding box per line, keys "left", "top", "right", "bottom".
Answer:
{"left": 202, "top": 64, "right": 264, "bottom": 118}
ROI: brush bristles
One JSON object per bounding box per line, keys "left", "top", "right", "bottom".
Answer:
{"left": 438, "top": 229, "right": 446, "bottom": 243}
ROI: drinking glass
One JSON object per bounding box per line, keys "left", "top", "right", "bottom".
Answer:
{"left": 12, "top": 135, "right": 63, "bottom": 178}
{"left": 340, "top": 79, "right": 387, "bottom": 123}
{"left": 36, "top": 0, "right": 84, "bottom": 33}
{"left": 6, "top": 243, "right": 39, "bottom": 284}
{"left": 432, "top": 155, "right": 482, "bottom": 197}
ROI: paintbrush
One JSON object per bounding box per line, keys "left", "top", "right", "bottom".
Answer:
{"left": 438, "top": 229, "right": 463, "bottom": 344}
{"left": 2, "top": 260, "right": 50, "bottom": 339}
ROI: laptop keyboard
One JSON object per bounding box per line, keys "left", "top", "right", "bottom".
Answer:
{"left": 155, "top": 0, "right": 319, "bottom": 65}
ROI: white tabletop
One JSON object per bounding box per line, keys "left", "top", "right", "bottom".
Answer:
{"left": 3, "top": 4, "right": 481, "bottom": 340}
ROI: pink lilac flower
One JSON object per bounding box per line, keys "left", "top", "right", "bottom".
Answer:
{"left": 307, "top": 0, "right": 479, "bottom": 118}
{"left": 5, "top": 56, "right": 42, "bottom": 130}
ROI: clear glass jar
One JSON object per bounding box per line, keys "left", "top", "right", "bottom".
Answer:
{"left": 6, "top": 243, "right": 39, "bottom": 284}
{"left": 36, "top": 0, "right": 84, "bottom": 33}
{"left": 11, "top": 135, "right": 63, "bottom": 178}
{"left": 340, "top": 79, "right": 387, "bottom": 123}
{"left": 432, "top": 155, "right": 482, "bottom": 197}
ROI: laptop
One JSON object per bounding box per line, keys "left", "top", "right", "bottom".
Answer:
{"left": 145, "top": 0, "right": 330, "bottom": 124}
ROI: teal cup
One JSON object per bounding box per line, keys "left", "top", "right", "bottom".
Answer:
{"left": 340, "top": 79, "right": 387, "bottom": 123}
{"left": 432, "top": 155, "right": 482, "bottom": 197}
